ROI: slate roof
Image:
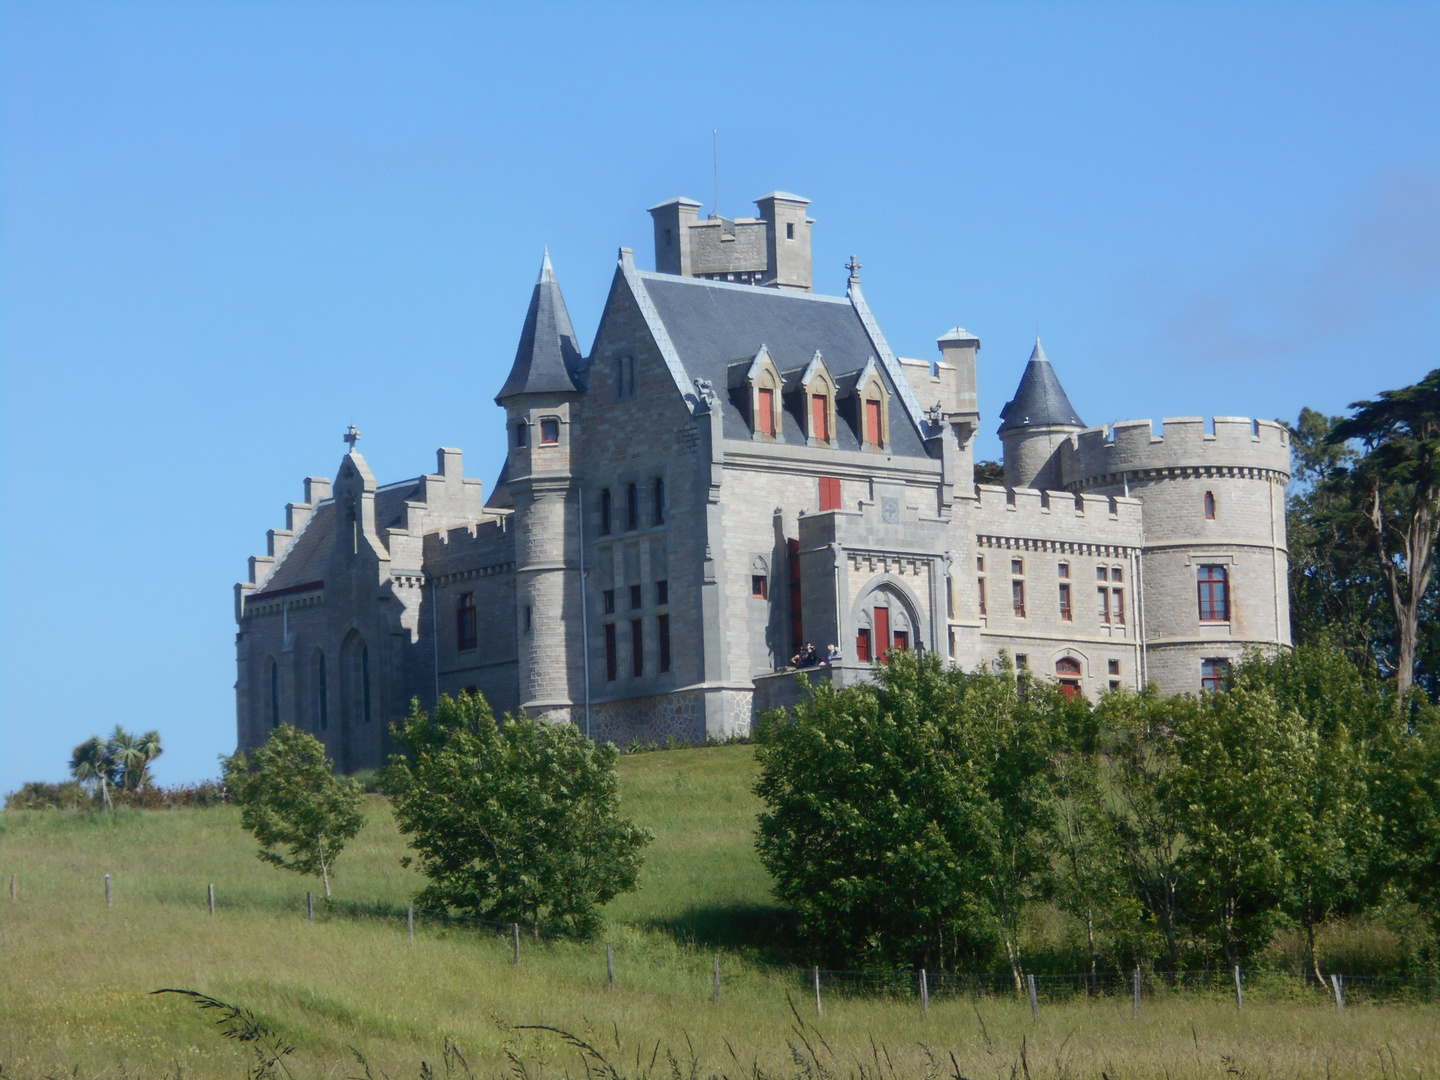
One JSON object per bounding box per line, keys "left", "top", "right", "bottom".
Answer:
{"left": 998, "top": 339, "right": 1085, "bottom": 432}
{"left": 495, "top": 251, "right": 583, "bottom": 401}
{"left": 248, "top": 480, "right": 421, "bottom": 598}
{"left": 633, "top": 272, "right": 932, "bottom": 458}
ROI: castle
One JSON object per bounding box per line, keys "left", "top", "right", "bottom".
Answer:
{"left": 234, "top": 191, "right": 1292, "bottom": 771}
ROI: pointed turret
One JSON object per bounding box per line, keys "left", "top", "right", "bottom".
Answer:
{"left": 495, "top": 249, "right": 583, "bottom": 402}
{"left": 998, "top": 339, "right": 1084, "bottom": 432}
{"left": 998, "top": 339, "right": 1085, "bottom": 490}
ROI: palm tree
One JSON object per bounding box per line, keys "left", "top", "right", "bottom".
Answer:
{"left": 108, "top": 727, "right": 145, "bottom": 792}
{"left": 69, "top": 736, "right": 114, "bottom": 809}
{"left": 135, "top": 730, "right": 163, "bottom": 789}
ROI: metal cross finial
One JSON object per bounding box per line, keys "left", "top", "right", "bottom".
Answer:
{"left": 344, "top": 424, "right": 362, "bottom": 451}
{"left": 845, "top": 255, "right": 862, "bottom": 283}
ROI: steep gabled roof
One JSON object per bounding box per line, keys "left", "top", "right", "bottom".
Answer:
{"left": 495, "top": 250, "right": 583, "bottom": 402}
{"left": 998, "top": 339, "right": 1084, "bottom": 432}
{"left": 626, "top": 267, "right": 934, "bottom": 458}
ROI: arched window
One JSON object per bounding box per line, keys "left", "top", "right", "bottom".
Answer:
{"left": 314, "top": 651, "right": 328, "bottom": 731}
{"left": 268, "top": 658, "right": 280, "bottom": 728}
{"left": 1056, "top": 656, "right": 1082, "bottom": 700}
{"left": 1204, "top": 491, "right": 1216, "bottom": 519}
{"left": 361, "top": 645, "right": 371, "bottom": 723}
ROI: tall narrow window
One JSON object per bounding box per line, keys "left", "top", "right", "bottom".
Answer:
{"left": 786, "top": 222, "right": 795, "bottom": 240}
{"left": 1112, "top": 589, "right": 1126, "bottom": 625}
{"left": 1198, "top": 565, "right": 1230, "bottom": 621}
{"left": 540, "top": 418, "right": 560, "bottom": 444}
{"left": 819, "top": 476, "right": 842, "bottom": 512}
{"left": 524, "top": 605, "right": 532, "bottom": 633}
{"left": 1056, "top": 656, "right": 1082, "bottom": 701}
{"left": 1059, "top": 582, "right": 1073, "bottom": 621}
{"left": 457, "top": 592, "right": 477, "bottom": 651}
{"left": 977, "top": 576, "right": 987, "bottom": 616}
{"left": 269, "top": 659, "right": 280, "bottom": 729}
{"left": 652, "top": 477, "right": 666, "bottom": 525}
{"left": 788, "top": 538, "right": 803, "bottom": 654}
{"left": 630, "top": 584, "right": 642, "bottom": 610}
{"left": 757, "top": 388, "right": 775, "bottom": 436}
{"left": 361, "top": 645, "right": 371, "bottom": 723}
{"left": 515, "top": 421, "right": 528, "bottom": 448}
{"left": 631, "top": 618, "right": 644, "bottom": 677}
{"left": 626, "top": 483, "right": 639, "bottom": 530}
{"left": 1098, "top": 587, "right": 1111, "bottom": 623}
{"left": 865, "top": 399, "right": 883, "bottom": 447}
{"left": 1012, "top": 580, "right": 1026, "bottom": 618}
{"left": 603, "top": 589, "right": 615, "bottom": 614}
{"left": 604, "top": 624, "right": 617, "bottom": 681}
{"left": 752, "top": 575, "right": 768, "bottom": 599}
{"left": 1204, "top": 491, "right": 1216, "bottom": 519}
{"left": 811, "top": 395, "right": 830, "bottom": 442}
{"left": 315, "top": 652, "right": 328, "bottom": 731}
{"left": 657, "top": 580, "right": 669, "bottom": 604}
{"left": 946, "top": 576, "right": 955, "bottom": 619}
{"left": 600, "top": 489, "right": 612, "bottom": 535}
{"left": 873, "top": 606, "right": 891, "bottom": 656}
{"left": 657, "top": 614, "right": 671, "bottom": 673}
{"left": 856, "top": 628, "right": 872, "bottom": 662}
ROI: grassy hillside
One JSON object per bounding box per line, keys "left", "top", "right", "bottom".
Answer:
{"left": 1, "top": 745, "right": 1436, "bottom": 1078}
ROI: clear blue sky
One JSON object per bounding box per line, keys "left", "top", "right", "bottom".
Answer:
{"left": 2, "top": 2, "right": 1437, "bottom": 790}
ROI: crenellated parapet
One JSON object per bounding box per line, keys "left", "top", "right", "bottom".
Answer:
{"left": 973, "top": 484, "right": 1145, "bottom": 553}
{"left": 1061, "top": 417, "right": 1291, "bottom": 490}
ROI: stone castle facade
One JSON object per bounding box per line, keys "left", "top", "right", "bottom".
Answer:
{"left": 234, "top": 191, "right": 1291, "bottom": 771}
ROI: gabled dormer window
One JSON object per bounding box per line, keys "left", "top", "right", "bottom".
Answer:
{"left": 843, "top": 358, "right": 889, "bottom": 450}
{"left": 787, "top": 351, "right": 836, "bottom": 447}
{"left": 731, "top": 345, "right": 783, "bottom": 440}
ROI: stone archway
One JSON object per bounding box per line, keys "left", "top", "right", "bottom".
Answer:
{"left": 851, "top": 578, "right": 925, "bottom": 663}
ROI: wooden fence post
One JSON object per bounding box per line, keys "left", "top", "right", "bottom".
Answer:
{"left": 813, "top": 966, "right": 822, "bottom": 1017}
{"left": 1132, "top": 967, "right": 1141, "bottom": 1017}
{"left": 607, "top": 943, "right": 615, "bottom": 988}
{"left": 408, "top": 901, "right": 414, "bottom": 945}
{"left": 713, "top": 955, "right": 721, "bottom": 1003}
{"left": 1027, "top": 974, "right": 1038, "bottom": 1021}
{"left": 104, "top": 873, "right": 111, "bottom": 908}
{"left": 512, "top": 923, "right": 521, "bottom": 964}
{"left": 208, "top": 883, "right": 215, "bottom": 917}
{"left": 1233, "top": 965, "right": 1243, "bottom": 1010}
{"left": 1331, "top": 974, "right": 1345, "bottom": 1012}
{"left": 307, "top": 891, "right": 313, "bottom": 924}
{"left": 920, "top": 969, "right": 930, "bottom": 1018}
{"left": 9, "top": 874, "right": 15, "bottom": 901}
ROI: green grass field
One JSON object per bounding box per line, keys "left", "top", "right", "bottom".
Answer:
{"left": 2, "top": 745, "right": 1436, "bottom": 1079}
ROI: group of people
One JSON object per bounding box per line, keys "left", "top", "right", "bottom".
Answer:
{"left": 790, "top": 642, "right": 842, "bottom": 669}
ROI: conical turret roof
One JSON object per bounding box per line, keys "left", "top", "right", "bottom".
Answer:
{"left": 495, "top": 250, "right": 583, "bottom": 402}
{"left": 998, "top": 339, "right": 1084, "bottom": 432}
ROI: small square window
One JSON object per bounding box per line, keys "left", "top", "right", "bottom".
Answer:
{"left": 630, "top": 584, "right": 642, "bottom": 610}
{"left": 1108, "top": 659, "right": 1121, "bottom": 675}
{"left": 1011, "top": 558, "right": 1024, "bottom": 576}
{"left": 1058, "top": 562, "right": 1070, "bottom": 579}
{"left": 656, "top": 580, "right": 668, "bottom": 605}
{"left": 1110, "top": 680, "right": 1121, "bottom": 692}
{"left": 602, "top": 589, "right": 615, "bottom": 615}
{"left": 1015, "top": 653, "right": 1029, "bottom": 669}
{"left": 539, "top": 419, "right": 560, "bottom": 444}
{"left": 752, "top": 575, "right": 768, "bottom": 599}
{"left": 786, "top": 222, "right": 795, "bottom": 240}
{"left": 1112, "top": 566, "right": 1123, "bottom": 583}
{"left": 1097, "top": 566, "right": 1109, "bottom": 582}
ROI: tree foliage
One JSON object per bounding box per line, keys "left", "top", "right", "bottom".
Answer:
{"left": 754, "top": 651, "right": 1066, "bottom": 978}
{"left": 68, "top": 726, "right": 164, "bottom": 808}
{"left": 384, "top": 691, "right": 650, "bottom": 938}
{"left": 222, "top": 725, "right": 364, "bottom": 898}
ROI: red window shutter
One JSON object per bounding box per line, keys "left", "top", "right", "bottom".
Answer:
{"left": 873, "top": 606, "right": 890, "bottom": 657}
{"left": 856, "top": 628, "right": 872, "bottom": 663}
{"left": 757, "top": 388, "right": 775, "bottom": 436}
{"left": 819, "top": 477, "right": 842, "bottom": 512}
{"left": 811, "top": 395, "right": 829, "bottom": 442}
{"left": 865, "top": 400, "right": 882, "bottom": 446}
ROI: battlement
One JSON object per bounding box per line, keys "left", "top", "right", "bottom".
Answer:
{"left": 1061, "top": 417, "right": 1291, "bottom": 488}
{"left": 421, "top": 514, "right": 514, "bottom": 581}
{"left": 973, "top": 484, "right": 1145, "bottom": 549}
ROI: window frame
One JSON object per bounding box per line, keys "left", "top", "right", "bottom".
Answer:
{"left": 457, "top": 592, "right": 478, "bottom": 651}
{"left": 599, "top": 489, "right": 612, "bottom": 536}
{"left": 539, "top": 417, "right": 560, "bottom": 445}
{"left": 652, "top": 477, "right": 666, "bottom": 525}
{"left": 1197, "top": 564, "right": 1230, "bottom": 622}
{"left": 625, "top": 483, "right": 639, "bottom": 531}
{"left": 604, "top": 624, "right": 617, "bottom": 681}
{"left": 657, "top": 613, "right": 671, "bottom": 673}
{"left": 630, "top": 618, "right": 644, "bottom": 677}
{"left": 1059, "top": 582, "right": 1073, "bottom": 621}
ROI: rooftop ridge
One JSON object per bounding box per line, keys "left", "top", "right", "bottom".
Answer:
{"left": 634, "top": 268, "right": 851, "bottom": 304}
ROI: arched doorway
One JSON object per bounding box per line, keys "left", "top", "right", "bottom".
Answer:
{"left": 853, "top": 583, "right": 921, "bottom": 663}
{"left": 1056, "top": 656, "right": 1082, "bottom": 700}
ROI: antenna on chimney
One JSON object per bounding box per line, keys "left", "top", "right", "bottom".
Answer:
{"left": 712, "top": 128, "right": 719, "bottom": 218}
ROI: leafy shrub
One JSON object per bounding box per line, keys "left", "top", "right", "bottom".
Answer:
{"left": 4, "top": 780, "right": 87, "bottom": 810}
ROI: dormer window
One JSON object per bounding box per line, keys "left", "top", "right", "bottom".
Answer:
{"left": 539, "top": 418, "right": 560, "bottom": 444}
{"left": 786, "top": 351, "right": 835, "bottom": 446}
{"left": 847, "top": 359, "right": 890, "bottom": 450}
{"left": 811, "top": 394, "right": 830, "bottom": 442}
{"left": 732, "top": 345, "right": 783, "bottom": 441}
{"left": 757, "top": 388, "right": 775, "bottom": 436}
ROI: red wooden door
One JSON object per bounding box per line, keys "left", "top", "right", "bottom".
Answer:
{"left": 873, "top": 606, "right": 890, "bottom": 658}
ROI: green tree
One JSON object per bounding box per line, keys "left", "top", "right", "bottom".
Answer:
{"left": 384, "top": 691, "right": 650, "bottom": 938}
{"left": 754, "top": 651, "right": 1060, "bottom": 983}
{"left": 69, "top": 735, "right": 115, "bottom": 809}
{"left": 1328, "top": 369, "right": 1440, "bottom": 699}
{"left": 109, "top": 727, "right": 145, "bottom": 792}
{"left": 222, "top": 725, "right": 364, "bottom": 899}
{"left": 1169, "top": 683, "right": 1313, "bottom": 967}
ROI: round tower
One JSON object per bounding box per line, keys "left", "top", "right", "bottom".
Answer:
{"left": 1060, "top": 416, "right": 1292, "bottom": 695}
{"left": 998, "top": 339, "right": 1085, "bottom": 490}
{"left": 495, "top": 250, "right": 587, "bottom": 718}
